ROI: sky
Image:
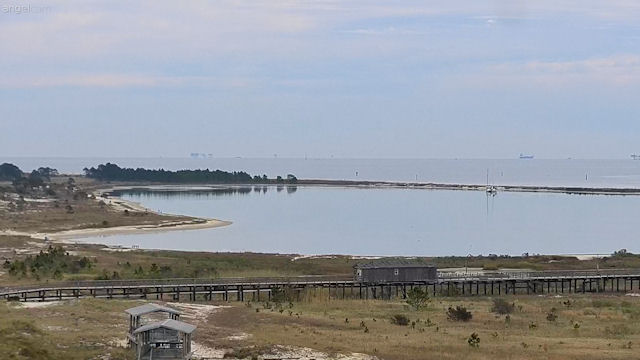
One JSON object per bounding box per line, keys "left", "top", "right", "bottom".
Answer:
{"left": 1, "top": 0, "right": 640, "bottom": 159}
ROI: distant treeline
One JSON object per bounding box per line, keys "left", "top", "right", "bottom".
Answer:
{"left": 83, "top": 163, "right": 297, "bottom": 184}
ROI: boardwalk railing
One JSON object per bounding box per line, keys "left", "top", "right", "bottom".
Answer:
{"left": 0, "top": 275, "right": 352, "bottom": 294}
{"left": 3, "top": 270, "right": 640, "bottom": 302}
{"left": 438, "top": 268, "right": 640, "bottom": 281}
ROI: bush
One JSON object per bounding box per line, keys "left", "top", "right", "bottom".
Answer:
{"left": 491, "top": 298, "right": 515, "bottom": 315}
{"left": 447, "top": 306, "right": 472, "bottom": 322}
{"left": 390, "top": 314, "right": 410, "bottom": 326}
{"left": 546, "top": 312, "right": 558, "bottom": 322}
{"left": 4, "top": 246, "right": 93, "bottom": 279}
{"left": 467, "top": 332, "right": 480, "bottom": 347}
{"left": 406, "top": 287, "right": 430, "bottom": 310}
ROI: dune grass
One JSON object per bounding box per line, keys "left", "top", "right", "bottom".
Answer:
{"left": 211, "top": 293, "right": 640, "bottom": 360}
{"left": 0, "top": 299, "right": 133, "bottom": 360}
{"left": 2, "top": 293, "right": 640, "bottom": 359}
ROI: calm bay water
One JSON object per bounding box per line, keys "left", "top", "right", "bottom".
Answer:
{"left": 5, "top": 157, "right": 640, "bottom": 256}
{"left": 85, "top": 186, "right": 640, "bottom": 256}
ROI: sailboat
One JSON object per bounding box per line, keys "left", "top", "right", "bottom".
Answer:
{"left": 485, "top": 169, "right": 497, "bottom": 196}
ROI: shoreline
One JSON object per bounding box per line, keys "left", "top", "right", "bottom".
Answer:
{"left": 98, "top": 179, "right": 640, "bottom": 196}
{"left": 298, "top": 179, "right": 640, "bottom": 195}
{"left": 1, "top": 218, "right": 232, "bottom": 242}
{"left": 3, "top": 179, "right": 636, "bottom": 254}
{"left": 0, "top": 191, "right": 232, "bottom": 242}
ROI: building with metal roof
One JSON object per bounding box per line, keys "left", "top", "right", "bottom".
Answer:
{"left": 354, "top": 261, "right": 437, "bottom": 283}
{"left": 125, "top": 303, "right": 183, "bottom": 353}
{"left": 125, "top": 303, "right": 182, "bottom": 317}
{"left": 133, "top": 319, "right": 196, "bottom": 335}
{"left": 131, "top": 319, "right": 196, "bottom": 360}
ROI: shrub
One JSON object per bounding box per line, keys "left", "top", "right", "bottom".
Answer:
{"left": 447, "top": 306, "right": 472, "bottom": 322}
{"left": 4, "top": 246, "right": 92, "bottom": 279}
{"left": 491, "top": 298, "right": 515, "bottom": 315}
{"left": 406, "top": 287, "right": 430, "bottom": 311}
{"left": 546, "top": 312, "right": 558, "bottom": 322}
{"left": 390, "top": 314, "right": 410, "bottom": 326}
{"left": 467, "top": 332, "right": 480, "bottom": 347}
{"left": 270, "top": 286, "right": 294, "bottom": 304}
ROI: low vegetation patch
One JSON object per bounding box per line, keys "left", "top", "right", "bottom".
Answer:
{"left": 406, "top": 287, "right": 430, "bottom": 310}
{"left": 491, "top": 298, "right": 515, "bottom": 315}
{"left": 3, "top": 245, "right": 94, "bottom": 280}
{"left": 467, "top": 332, "right": 480, "bottom": 347}
{"left": 390, "top": 314, "right": 410, "bottom": 326}
{"left": 447, "top": 305, "right": 473, "bottom": 322}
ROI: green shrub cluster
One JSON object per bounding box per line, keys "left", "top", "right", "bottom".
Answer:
{"left": 3, "top": 246, "right": 93, "bottom": 280}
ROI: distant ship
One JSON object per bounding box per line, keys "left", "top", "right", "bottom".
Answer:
{"left": 632, "top": 154, "right": 640, "bottom": 160}
{"left": 519, "top": 153, "right": 534, "bottom": 159}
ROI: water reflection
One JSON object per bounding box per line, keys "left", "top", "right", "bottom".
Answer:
{"left": 92, "top": 186, "right": 640, "bottom": 256}
{"left": 111, "top": 185, "right": 297, "bottom": 199}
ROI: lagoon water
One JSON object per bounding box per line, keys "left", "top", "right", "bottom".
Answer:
{"left": 5, "top": 157, "right": 640, "bottom": 256}
{"left": 88, "top": 185, "right": 640, "bottom": 256}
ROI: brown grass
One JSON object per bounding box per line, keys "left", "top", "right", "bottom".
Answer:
{"left": 210, "top": 294, "right": 640, "bottom": 360}
{"left": 0, "top": 298, "right": 134, "bottom": 360}
{"left": 2, "top": 294, "right": 640, "bottom": 359}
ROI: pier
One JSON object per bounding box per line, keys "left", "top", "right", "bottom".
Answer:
{"left": 3, "top": 270, "right": 640, "bottom": 303}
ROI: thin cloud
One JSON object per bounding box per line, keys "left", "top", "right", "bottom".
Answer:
{"left": 0, "top": 74, "right": 261, "bottom": 89}
{"left": 453, "top": 55, "right": 640, "bottom": 88}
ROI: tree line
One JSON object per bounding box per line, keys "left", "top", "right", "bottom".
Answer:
{"left": 83, "top": 163, "right": 297, "bottom": 184}
{"left": 1, "top": 163, "right": 60, "bottom": 193}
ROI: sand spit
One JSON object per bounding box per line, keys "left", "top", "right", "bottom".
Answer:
{"left": 0, "top": 191, "right": 231, "bottom": 242}
{"left": 0, "top": 218, "right": 230, "bottom": 242}
{"left": 298, "top": 179, "right": 640, "bottom": 195}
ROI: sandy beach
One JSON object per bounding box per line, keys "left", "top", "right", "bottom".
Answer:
{"left": 0, "top": 190, "right": 232, "bottom": 242}
{"left": 0, "top": 218, "right": 231, "bottom": 241}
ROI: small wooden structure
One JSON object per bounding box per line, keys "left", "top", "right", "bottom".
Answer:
{"left": 132, "top": 319, "right": 196, "bottom": 360}
{"left": 354, "top": 261, "right": 437, "bottom": 283}
{"left": 125, "top": 303, "right": 196, "bottom": 359}
{"left": 126, "top": 303, "right": 182, "bottom": 339}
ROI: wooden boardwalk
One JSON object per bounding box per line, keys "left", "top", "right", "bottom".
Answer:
{"left": 3, "top": 270, "right": 640, "bottom": 302}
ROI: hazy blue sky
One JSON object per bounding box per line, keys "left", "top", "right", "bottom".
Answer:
{"left": 1, "top": 1, "right": 640, "bottom": 159}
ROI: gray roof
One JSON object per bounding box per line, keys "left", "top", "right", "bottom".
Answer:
{"left": 133, "top": 319, "right": 197, "bottom": 335}
{"left": 354, "top": 260, "right": 436, "bottom": 269}
{"left": 125, "top": 303, "right": 181, "bottom": 317}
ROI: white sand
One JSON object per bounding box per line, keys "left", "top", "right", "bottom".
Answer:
{"left": 17, "top": 301, "right": 63, "bottom": 309}
{"left": 265, "top": 346, "right": 378, "bottom": 360}
{"left": 166, "top": 302, "right": 228, "bottom": 320}
{"left": 192, "top": 342, "right": 226, "bottom": 359}
{"left": 0, "top": 218, "right": 231, "bottom": 242}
